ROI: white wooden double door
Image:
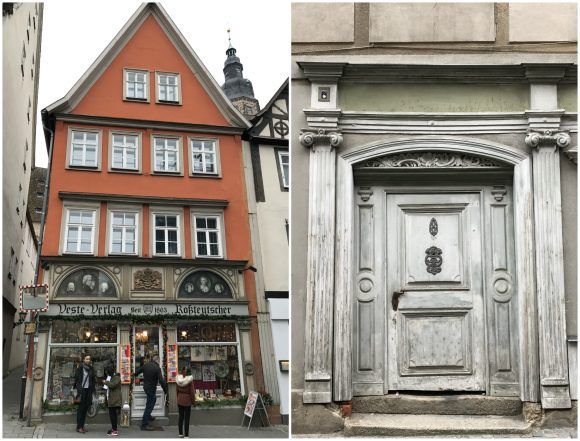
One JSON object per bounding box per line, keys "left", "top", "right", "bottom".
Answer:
{"left": 353, "top": 188, "right": 513, "bottom": 395}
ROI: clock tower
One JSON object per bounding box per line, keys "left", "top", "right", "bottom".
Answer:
{"left": 221, "top": 31, "right": 260, "bottom": 117}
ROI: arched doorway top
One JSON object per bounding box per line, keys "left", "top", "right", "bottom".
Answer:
{"left": 341, "top": 136, "right": 528, "bottom": 166}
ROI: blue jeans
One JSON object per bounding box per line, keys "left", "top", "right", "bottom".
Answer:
{"left": 141, "top": 388, "right": 157, "bottom": 428}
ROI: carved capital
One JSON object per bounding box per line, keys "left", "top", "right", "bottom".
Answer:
{"left": 299, "top": 129, "right": 343, "bottom": 149}
{"left": 525, "top": 130, "right": 571, "bottom": 149}
{"left": 357, "top": 187, "right": 373, "bottom": 202}
{"left": 236, "top": 318, "right": 252, "bottom": 331}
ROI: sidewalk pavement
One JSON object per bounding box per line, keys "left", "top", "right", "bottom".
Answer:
{"left": 3, "top": 367, "right": 288, "bottom": 439}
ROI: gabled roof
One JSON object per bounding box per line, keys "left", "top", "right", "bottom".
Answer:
{"left": 251, "top": 79, "right": 289, "bottom": 124}
{"left": 44, "top": 3, "right": 249, "bottom": 129}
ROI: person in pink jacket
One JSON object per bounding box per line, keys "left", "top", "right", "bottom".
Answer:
{"left": 176, "top": 368, "right": 196, "bottom": 438}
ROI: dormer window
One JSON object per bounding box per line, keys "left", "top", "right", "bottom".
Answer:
{"left": 156, "top": 72, "right": 181, "bottom": 104}
{"left": 124, "top": 68, "right": 148, "bottom": 101}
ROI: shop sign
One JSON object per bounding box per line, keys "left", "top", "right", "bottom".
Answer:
{"left": 24, "top": 322, "right": 37, "bottom": 335}
{"left": 43, "top": 303, "right": 249, "bottom": 317}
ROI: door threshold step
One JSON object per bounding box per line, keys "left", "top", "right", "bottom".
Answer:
{"left": 352, "top": 394, "right": 522, "bottom": 415}
{"left": 345, "top": 413, "right": 532, "bottom": 437}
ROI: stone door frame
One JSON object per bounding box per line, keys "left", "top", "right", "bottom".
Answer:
{"left": 333, "top": 136, "right": 538, "bottom": 403}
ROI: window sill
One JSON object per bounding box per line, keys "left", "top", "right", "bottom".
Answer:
{"left": 151, "top": 171, "right": 184, "bottom": 177}
{"left": 152, "top": 254, "right": 182, "bottom": 258}
{"left": 195, "top": 255, "right": 224, "bottom": 259}
{"left": 61, "top": 252, "right": 95, "bottom": 256}
{"left": 156, "top": 100, "right": 182, "bottom": 106}
{"left": 189, "top": 173, "right": 222, "bottom": 179}
{"left": 123, "top": 97, "right": 150, "bottom": 104}
{"left": 66, "top": 165, "right": 100, "bottom": 172}
{"left": 109, "top": 168, "right": 141, "bottom": 175}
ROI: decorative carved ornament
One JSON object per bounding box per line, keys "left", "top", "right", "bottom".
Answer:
{"left": 524, "top": 129, "right": 571, "bottom": 149}
{"left": 357, "top": 187, "right": 373, "bottom": 202}
{"left": 425, "top": 246, "right": 443, "bottom": 275}
{"left": 356, "top": 152, "right": 506, "bottom": 168}
{"left": 429, "top": 218, "right": 438, "bottom": 236}
{"left": 134, "top": 268, "right": 163, "bottom": 291}
{"left": 299, "top": 128, "right": 343, "bottom": 149}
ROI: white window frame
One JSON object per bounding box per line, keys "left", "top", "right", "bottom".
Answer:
{"left": 108, "top": 211, "right": 139, "bottom": 255}
{"left": 189, "top": 138, "right": 221, "bottom": 176}
{"left": 155, "top": 71, "right": 181, "bottom": 104}
{"left": 63, "top": 208, "right": 97, "bottom": 254}
{"left": 123, "top": 68, "right": 149, "bottom": 102}
{"left": 109, "top": 131, "right": 141, "bottom": 173}
{"left": 152, "top": 135, "right": 182, "bottom": 174}
{"left": 67, "top": 129, "right": 101, "bottom": 169}
{"left": 278, "top": 150, "right": 289, "bottom": 189}
{"left": 152, "top": 211, "right": 182, "bottom": 257}
{"left": 192, "top": 212, "right": 225, "bottom": 259}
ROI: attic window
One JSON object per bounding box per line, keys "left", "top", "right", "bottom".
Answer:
{"left": 156, "top": 72, "right": 181, "bottom": 104}
{"left": 124, "top": 68, "right": 148, "bottom": 101}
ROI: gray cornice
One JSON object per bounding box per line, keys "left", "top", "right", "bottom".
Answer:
{"left": 295, "top": 60, "right": 577, "bottom": 85}
{"left": 41, "top": 255, "right": 248, "bottom": 268}
{"left": 58, "top": 192, "right": 229, "bottom": 207}
{"left": 54, "top": 113, "right": 245, "bottom": 135}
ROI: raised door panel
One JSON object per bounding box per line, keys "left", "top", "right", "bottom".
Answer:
{"left": 386, "top": 192, "right": 485, "bottom": 391}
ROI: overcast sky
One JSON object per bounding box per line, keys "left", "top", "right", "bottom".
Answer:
{"left": 35, "top": 0, "right": 289, "bottom": 167}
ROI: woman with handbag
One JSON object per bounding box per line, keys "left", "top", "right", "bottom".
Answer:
{"left": 176, "top": 367, "right": 196, "bottom": 438}
{"left": 73, "top": 354, "right": 96, "bottom": 434}
{"left": 104, "top": 365, "right": 122, "bottom": 436}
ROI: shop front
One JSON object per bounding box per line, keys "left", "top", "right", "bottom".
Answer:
{"left": 32, "top": 263, "right": 256, "bottom": 425}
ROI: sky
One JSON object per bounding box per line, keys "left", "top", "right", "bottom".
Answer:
{"left": 34, "top": 0, "right": 290, "bottom": 167}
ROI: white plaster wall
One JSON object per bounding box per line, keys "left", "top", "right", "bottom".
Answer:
{"left": 509, "top": 3, "right": 577, "bottom": 43}
{"left": 269, "top": 299, "right": 289, "bottom": 417}
{"left": 291, "top": 3, "right": 354, "bottom": 43}
{"left": 2, "top": 3, "right": 42, "bottom": 373}
{"left": 370, "top": 3, "right": 495, "bottom": 43}
{"left": 256, "top": 145, "right": 289, "bottom": 293}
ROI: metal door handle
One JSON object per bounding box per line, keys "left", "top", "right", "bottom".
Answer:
{"left": 392, "top": 291, "right": 405, "bottom": 311}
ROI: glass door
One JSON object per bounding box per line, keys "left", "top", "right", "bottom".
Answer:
{"left": 131, "top": 326, "right": 165, "bottom": 417}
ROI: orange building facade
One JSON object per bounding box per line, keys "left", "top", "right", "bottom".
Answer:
{"left": 31, "top": 4, "right": 267, "bottom": 424}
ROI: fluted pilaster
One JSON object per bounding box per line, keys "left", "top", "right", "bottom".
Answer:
{"left": 300, "top": 129, "right": 343, "bottom": 403}
{"left": 526, "top": 129, "right": 572, "bottom": 409}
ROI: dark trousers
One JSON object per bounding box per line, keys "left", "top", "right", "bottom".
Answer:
{"left": 76, "top": 389, "right": 91, "bottom": 430}
{"left": 108, "top": 407, "right": 120, "bottom": 430}
{"left": 178, "top": 405, "right": 191, "bottom": 436}
{"left": 141, "top": 388, "right": 157, "bottom": 428}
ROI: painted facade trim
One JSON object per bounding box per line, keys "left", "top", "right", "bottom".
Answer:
{"left": 58, "top": 191, "right": 229, "bottom": 207}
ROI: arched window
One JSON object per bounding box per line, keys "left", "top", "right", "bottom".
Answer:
{"left": 56, "top": 268, "right": 117, "bottom": 298}
{"left": 177, "top": 271, "right": 232, "bottom": 299}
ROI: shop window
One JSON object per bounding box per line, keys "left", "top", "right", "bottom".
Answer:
{"left": 177, "top": 322, "right": 242, "bottom": 400}
{"left": 51, "top": 321, "right": 118, "bottom": 344}
{"left": 177, "top": 271, "right": 232, "bottom": 299}
{"left": 46, "top": 346, "right": 117, "bottom": 406}
{"left": 55, "top": 268, "right": 117, "bottom": 298}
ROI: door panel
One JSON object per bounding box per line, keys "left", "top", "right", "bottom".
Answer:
{"left": 386, "top": 192, "right": 485, "bottom": 391}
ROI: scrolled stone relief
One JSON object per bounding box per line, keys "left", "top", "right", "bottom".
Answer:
{"left": 492, "top": 272, "right": 514, "bottom": 303}
{"left": 177, "top": 271, "right": 232, "bottom": 299}
{"left": 56, "top": 268, "right": 117, "bottom": 298}
{"left": 524, "top": 129, "right": 571, "bottom": 149}
{"left": 133, "top": 268, "right": 163, "bottom": 291}
{"left": 355, "top": 152, "right": 506, "bottom": 168}
{"left": 429, "top": 218, "right": 438, "bottom": 236}
{"left": 299, "top": 128, "right": 343, "bottom": 148}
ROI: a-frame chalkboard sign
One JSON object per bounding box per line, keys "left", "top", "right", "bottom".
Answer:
{"left": 240, "top": 391, "right": 271, "bottom": 429}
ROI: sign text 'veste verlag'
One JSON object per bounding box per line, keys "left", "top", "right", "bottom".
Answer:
{"left": 47, "top": 303, "right": 248, "bottom": 317}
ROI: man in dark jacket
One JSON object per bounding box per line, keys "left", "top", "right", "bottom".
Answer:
{"left": 135, "top": 355, "right": 168, "bottom": 431}
{"left": 74, "top": 354, "right": 96, "bottom": 434}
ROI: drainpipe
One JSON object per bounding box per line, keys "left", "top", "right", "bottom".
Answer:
{"left": 20, "top": 110, "right": 54, "bottom": 426}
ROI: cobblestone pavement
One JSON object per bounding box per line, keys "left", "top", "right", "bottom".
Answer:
{"left": 3, "top": 367, "right": 287, "bottom": 439}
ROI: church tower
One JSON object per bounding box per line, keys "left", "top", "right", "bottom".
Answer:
{"left": 221, "top": 30, "right": 260, "bottom": 117}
